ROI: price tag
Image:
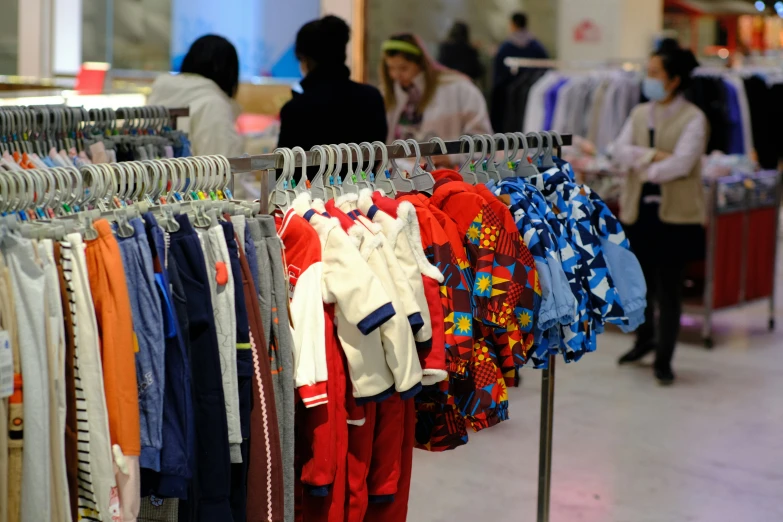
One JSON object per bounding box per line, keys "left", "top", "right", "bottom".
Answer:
{"left": 0, "top": 330, "right": 12, "bottom": 399}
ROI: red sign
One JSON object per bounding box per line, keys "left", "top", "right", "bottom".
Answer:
{"left": 573, "top": 19, "right": 601, "bottom": 43}
{"left": 75, "top": 62, "right": 110, "bottom": 95}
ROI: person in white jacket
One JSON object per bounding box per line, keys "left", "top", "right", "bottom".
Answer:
{"left": 380, "top": 33, "right": 492, "bottom": 147}
{"left": 148, "top": 35, "right": 243, "bottom": 158}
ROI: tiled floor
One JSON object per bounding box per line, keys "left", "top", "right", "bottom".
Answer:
{"left": 408, "top": 248, "right": 783, "bottom": 521}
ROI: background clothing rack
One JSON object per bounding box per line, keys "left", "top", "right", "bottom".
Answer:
{"left": 23, "top": 106, "right": 190, "bottom": 129}
{"left": 228, "top": 133, "right": 572, "bottom": 522}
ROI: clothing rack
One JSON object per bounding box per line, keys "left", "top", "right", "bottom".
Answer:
{"left": 504, "top": 56, "right": 643, "bottom": 75}
{"left": 228, "top": 133, "right": 572, "bottom": 522}
{"left": 1, "top": 105, "right": 190, "bottom": 131}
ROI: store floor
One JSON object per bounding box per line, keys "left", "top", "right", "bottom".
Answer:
{"left": 408, "top": 265, "right": 783, "bottom": 521}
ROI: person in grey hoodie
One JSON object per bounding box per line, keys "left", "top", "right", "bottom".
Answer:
{"left": 148, "top": 35, "right": 243, "bottom": 158}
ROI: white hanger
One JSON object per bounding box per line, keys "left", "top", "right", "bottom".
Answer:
{"left": 481, "top": 134, "right": 502, "bottom": 182}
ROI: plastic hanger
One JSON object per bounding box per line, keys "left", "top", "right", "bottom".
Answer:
{"left": 425, "top": 137, "right": 447, "bottom": 171}
{"left": 457, "top": 135, "right": 479, "bottom": 185}
{"left": 309, "top": 145, "right": 329, "bottom": 201}
{"left": 338, "top": 143, "right": 360, "bottom": 195}
{"left": 269, "top": 148, "right": 295, "bottom": 211}
{"left": 325, "top": 144, "right": 344, "bottom": 200}
{"left": 292, "top": 146, "right": 309, "bottom": 195}
{"left": 515, "top": 132, "right": 540, "bottom": 177}
{"left": 539, "top": 131, "right": 556, "bottom": 168}
{"left": 372, "top": 141, "right": 396, "bottom": 197}
{"left": 389, "top": 140, "right": 416, "bottom": 193}
{"left": 481, "top": 134, "right": 501, "bottom": 182}
{"left": 472, "top": 135, "right": 491, "bottom": 184}
{"left": 494, "top": 133, "right": 515, "bottom": 179}
{"left": 526, "top": 132, "right": 546, "bottom": 170}
{"left": 405, "top": 139, "right": 436, "bottom": 193}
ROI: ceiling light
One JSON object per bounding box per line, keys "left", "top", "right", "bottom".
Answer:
{"left": 756, "top": 0, "right": 766, "bottom": 11}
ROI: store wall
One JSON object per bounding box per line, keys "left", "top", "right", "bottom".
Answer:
{"left": 0, "top": 0, "right": 18, "bottom": 74}
{"left": 557, "top": 0, "right": 662, "bottom": 63}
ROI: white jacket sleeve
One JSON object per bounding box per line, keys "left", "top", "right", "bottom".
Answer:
{"left": 289, "top": 262, "right": 328, "bottom": 407}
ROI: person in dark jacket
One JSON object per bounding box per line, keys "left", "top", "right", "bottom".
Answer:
{"left": 491, "top": 12, "right": 548, "bottom": 131}
{"left": 278, "top": 15, "right": 388, "bottom": 176}
{"left": 437, "top": 22, "right": 484, "bottom": 82}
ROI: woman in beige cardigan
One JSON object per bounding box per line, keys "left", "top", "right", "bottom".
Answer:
{"left": 610, "top": 41, "right": 708, "bottom": 385}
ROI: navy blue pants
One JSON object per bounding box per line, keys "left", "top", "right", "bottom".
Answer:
{"left": 169, "top": 215, "right": 233, "bottom": 522}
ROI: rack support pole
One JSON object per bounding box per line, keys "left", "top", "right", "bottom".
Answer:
{"left": 537, "top": 354, "right": 556, "bottom": 522}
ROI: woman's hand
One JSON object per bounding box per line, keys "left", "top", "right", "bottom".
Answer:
{"left": 653, "top": 150, "right": 671, "bottom": 162}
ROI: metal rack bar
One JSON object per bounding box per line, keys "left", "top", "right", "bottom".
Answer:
{"left": 229, "top": 134, "right": 572, "bottom": 173}
{"left": 537, "top": 354, "right": 556, "bottom": 522}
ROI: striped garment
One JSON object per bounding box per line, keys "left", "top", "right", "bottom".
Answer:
{"left": 59, "top": 241, "right": 101, "bottom": 522}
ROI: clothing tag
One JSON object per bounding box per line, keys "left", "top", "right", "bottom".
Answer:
{"left": 0, "top": 330, "right": 12, "bottom": 399}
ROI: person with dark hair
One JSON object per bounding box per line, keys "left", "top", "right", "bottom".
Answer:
{"left": 491, "top": 12, "right": 548, "bottom": 130}
{"left": 437, "top": 21, "right": 484, "bottom": 82}
{"left": 381, "top": 33, "right": 491, "bottom": 146}
{"left": 277, "top": 15, "right": 388, "bottom": 158}
{"left": 148, "top": 34, "right": 243, "bottom": 157}
{"left": 610, "top": 42, "right": 708, "bottom": 385}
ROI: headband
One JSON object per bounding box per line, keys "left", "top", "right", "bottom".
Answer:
{"left": 381, "top": 40, "right": 423, "bottom": 56}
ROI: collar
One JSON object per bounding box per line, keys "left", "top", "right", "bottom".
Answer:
{"left": 299, "top": 64, "right": 351, "bottom": 92}
{"left": 393, "top": 72, "right": 426, "bottom": 101}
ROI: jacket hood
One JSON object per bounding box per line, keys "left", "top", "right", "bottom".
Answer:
{"left": 149, "top": 73, "right": 241, "bottom": 119}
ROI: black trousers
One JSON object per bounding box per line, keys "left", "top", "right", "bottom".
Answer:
{"left": 634, "top": 250, "right": 686, "bottom": 369}
{"left": 626, "top": 196, "right": 701, "bottom": 370}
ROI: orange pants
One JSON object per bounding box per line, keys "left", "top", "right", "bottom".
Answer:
{"left": 85, "top": 219, "right": 141, "bottom": 521}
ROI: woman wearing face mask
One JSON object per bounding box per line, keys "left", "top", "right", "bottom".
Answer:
{"left": 381, "top": 33, "right": 492, "bottom": 144}
{"left": 610, "top": 41, "right": 708, "bottom": 385}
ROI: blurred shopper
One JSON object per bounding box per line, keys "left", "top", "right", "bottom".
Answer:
{"left": 381, "top": 33, "right": 491, "bottom": 145}
{"left": 437, "top": 22, "right": 484, "bottom": 83}
{"left": 612, "top": 42, "right": 707, "bottom": 385}
{"left": 148, "top": 35, "right": 243, "bottom": 157}
{"left": 278, "top": 15, "right": 387, "bottom": 154}
{"left": 491, "top": 12, "right": 548, "bottom": 131}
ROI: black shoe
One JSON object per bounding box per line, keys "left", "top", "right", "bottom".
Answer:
{"left": 654, "top": 365, "right": 675, "bottom": 386}
{"left": 618, "top": 342, "right": 655, "bottom": 365}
